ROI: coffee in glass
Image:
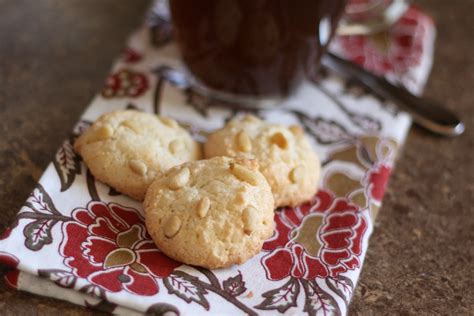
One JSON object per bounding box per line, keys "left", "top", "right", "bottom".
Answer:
{"left": 170, "top": 0, "right": 347, "bottom": 104}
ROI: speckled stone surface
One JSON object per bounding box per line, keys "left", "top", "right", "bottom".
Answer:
{"left": 0, "top": 0, "right": 472, "bottom": 315}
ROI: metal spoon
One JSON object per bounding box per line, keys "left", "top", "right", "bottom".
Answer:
{"left": 321, "top": 53, "right": 465, "bottom": 137}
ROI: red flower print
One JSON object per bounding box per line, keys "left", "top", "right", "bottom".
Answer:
{"left": 0, "top": 226, "right": 12, "bottom": 240}
{"left": 4, "top": 270, "right": 20, "bottom": 289}
{"left": 0, "top": 251, "right": 19, "bottom": 269}
{"left": 262, "top": 190, "right": 367, "bottom": 280}
{"left": 123, "top": 47, "right": 143, "bottom": 63}
{"left": 0, "top": 251, "right": 20, "bottom": 289}
{"left": 335, "top": 6, "right": 428, "bottom": 76}
{"left": 101, "top": 69, "right": 149, "bottom": 98}
{"left": 60, "top": 201, "right": 180, "bottom": 296}
{"left": 367, "top": 164, "right": 391, "bottom": 202}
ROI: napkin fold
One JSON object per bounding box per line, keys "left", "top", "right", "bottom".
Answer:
{"left": 0, "top": 2, "right": 435, "bottom": 315}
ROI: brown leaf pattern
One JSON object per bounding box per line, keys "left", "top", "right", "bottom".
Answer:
{"left": 302, "top": 280, "right": 340, "bottom": 316}
{"left": 163, "top": 271, "right": 210, "bottom": 310}
{"left": 53, "top": 137, "right": 81, "bottom": 192}
{"left": 23, "top": 219, "right": 56, "bottom": 251}
{"left": 222, "top": 272, "right": 246, "bottom": 297}
{"left": 19, "top": 184, "right": 70, "bottom": 251}
{"left": 38, "top": 269, "right": 77, "bottom": 289}
{"left": 255, "top": 278, "right": 300, "bottom": 313}
{"left": 325, "top": 276, "right": 354, "bottom": 306}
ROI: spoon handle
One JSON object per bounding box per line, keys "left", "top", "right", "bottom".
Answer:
{"left": 321, "top": 53, "right": 465, "bottom": 137}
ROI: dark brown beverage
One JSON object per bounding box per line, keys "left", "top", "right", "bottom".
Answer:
{"left": 170, "top": 0, "right": 347, "bottom": 98}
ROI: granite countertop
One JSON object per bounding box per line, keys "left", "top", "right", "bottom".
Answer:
{"left": 0, "top": 0, "right": 472, "bottom": 314}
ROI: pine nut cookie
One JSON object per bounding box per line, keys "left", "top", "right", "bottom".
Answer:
{"left": 74, "top": 110, "right": 202, "bottom": 200}
{"left": 204, "top": 115, "right": 320, "bottom": 207}
{"left": 144, "top": 156, "right": 275, "bottom": 269}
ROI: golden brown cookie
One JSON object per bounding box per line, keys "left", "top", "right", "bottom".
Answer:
{"left": 74, "top": 110, "right": 201, "bottom": 200}
{"left": 204, "top": 115, "right": 320, "bottom": 207}
{"left": 144, "top": 156, "right": 275, "bottom": 269}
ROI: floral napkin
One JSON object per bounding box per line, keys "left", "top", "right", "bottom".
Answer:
{"left": 0, "top": 2, "right": 435, "bottom": 315}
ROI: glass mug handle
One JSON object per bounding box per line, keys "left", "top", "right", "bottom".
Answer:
{"left": 336, "top": 0, "right": 410, "bottom": 36}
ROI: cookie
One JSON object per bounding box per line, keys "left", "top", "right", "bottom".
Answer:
{"left": 204, "top": 115, "right": 320, "bottom": 207}
{"left": 144, "top": 156, "right": 275, "bottom": 269}
{"left": 74, "top": 110, "right": 202, "bottom": 200}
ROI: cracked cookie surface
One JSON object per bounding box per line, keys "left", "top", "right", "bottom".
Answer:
{"left": 204, "top": 115, "right": 320, "bottom": 207}
{"left": 74, "top": 110, "right": 202, "bottom": 200}
{"left": 144, "top": 156, "right": 275, "bottom": 269}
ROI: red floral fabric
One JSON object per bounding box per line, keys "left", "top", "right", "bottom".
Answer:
{"left": 101, "top": 69, "right": 149, "bottom": 98}
{"left": 262, "top": 190, "right": 368, "bottom": 280}
{"left": 0, "top": 251, "right": 19, "bottom": 269}
{"left": 60, "top": 201, "right": 180, "bottom": 296}
{"left": 0, "top": 252, "right": 20, "bottom": 289}
{"left": 0, "top": 2, "right": 435, "bottom": 313}
{"left": 4, "top": 270, "right": 19, "bottom": 289}
{"left": 0, "top": 227, "right": 12, "bottom": 240}
{"left": 122, "top": 47, "right": 143, "bottom": 63}
{"left": 367, "top": 164, "right": 392, "bottom": 202}
{"left": 335, "top": 6, "right": 428, "bottom": 76}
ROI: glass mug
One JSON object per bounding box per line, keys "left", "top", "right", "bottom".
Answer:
{"left": 167, "top": 0, "right": 407, "bottom": 107}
